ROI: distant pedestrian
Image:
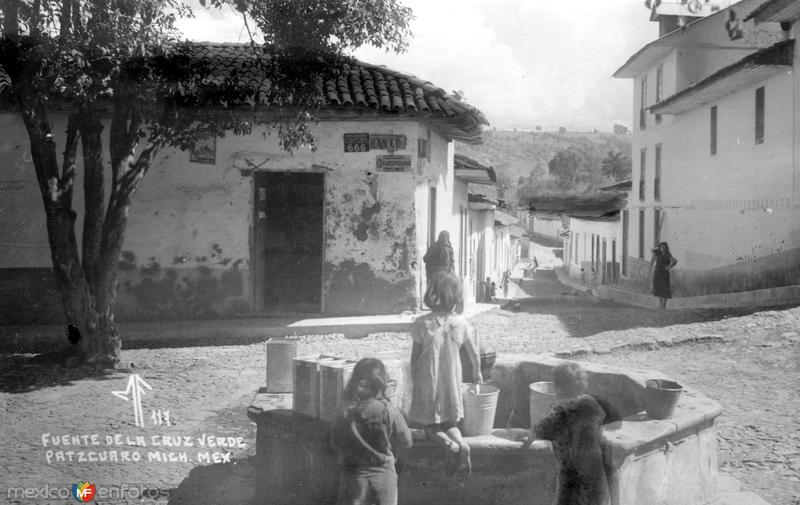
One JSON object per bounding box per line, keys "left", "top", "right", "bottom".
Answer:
{"left": 484, "top": 277, "right": 496, "bottom": 302}
{"left": 525, "top": 362, "right": 610, "bottom": 505}
{"left": 410, "top": 272, "right": 482, "bottom": 480}
{"left": 651, "top": 242, "right": 677, "bottom": 309}
{"left": 502, "top": 271, "right": 510, "bottom": 298}
{"left": 423, "top": 231, "right": 454, "bottom": 282}
{"left": 331, "top": 358, "right": 413, "bottom": 505}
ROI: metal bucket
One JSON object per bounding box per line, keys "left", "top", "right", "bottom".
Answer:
{"left": 645, "top": 379, "right": 683, "bottom": 419}
{"left": 462, "top": 383, "right": 500, "bottom": 436}
{"left": 529, "top": 381, "right": 557, "bottom": 429}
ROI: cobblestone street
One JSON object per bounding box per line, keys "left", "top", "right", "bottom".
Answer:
{"left": 1, "top": 266, "right": 798, "bottom": 504}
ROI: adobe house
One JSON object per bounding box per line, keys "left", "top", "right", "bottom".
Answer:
{"left": 0, "top": 43, "right": 488, "bottom": 323}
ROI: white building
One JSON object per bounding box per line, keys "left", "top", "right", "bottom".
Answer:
{"left": 0, "top": 44, "right": 489, "bottom": 323}
{"left": 613, "top": 0, "right": 799, "bottom": 297}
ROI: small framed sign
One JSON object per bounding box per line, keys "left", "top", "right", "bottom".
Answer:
{"left": 191, "top": 133, "right": 216, "bottom": 164}
{"left": 376, "top": 155, "right": 412, "bottom": 172}
{"left": 343, "top": 133, "right": 370, "bottom": 153}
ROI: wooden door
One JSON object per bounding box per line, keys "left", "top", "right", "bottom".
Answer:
{"left": 254, "top": 172, "right": 324, "bottom": 313}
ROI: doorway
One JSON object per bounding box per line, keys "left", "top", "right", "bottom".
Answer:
{"left": 253, "top": 171, "right": 324, "bottom": 314}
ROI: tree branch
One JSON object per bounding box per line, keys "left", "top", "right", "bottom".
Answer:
{"left": 60, "top": 0, "right": 72, "bottom": 39}
{"left": 3, "top": 0, "right": 19, "bottom": 36}
{"left": 79, "top": 108, "right": 105, "bottom": 293}
{"left": 60, "top": 112, "right": 80, "bottom": 206}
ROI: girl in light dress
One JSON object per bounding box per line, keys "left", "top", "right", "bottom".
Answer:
{"left": 408, "top": 272, "right": 482, "bottom": 479}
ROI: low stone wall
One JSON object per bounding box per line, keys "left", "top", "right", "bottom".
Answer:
{"left": 247, "top": 355, "right": 723, "bottom": 505}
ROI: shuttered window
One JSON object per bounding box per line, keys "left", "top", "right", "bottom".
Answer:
{"left": 755, "top": 87, "right": 765, "bottom": 145}
{"left": 710, "top": 106, "right": 718, "bottom": 155}
{"left": 640, "top": 76, "right": 648, "bottom": 130}
{"left": 639, "top": 148, "right": 646, "bottom": 201}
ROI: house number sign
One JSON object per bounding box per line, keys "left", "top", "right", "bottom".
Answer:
{"left": 344, "top": 133, "right": 407, "bottom": 152}
{"left": 343, "top": 133, "right": 370, "bottom": 152}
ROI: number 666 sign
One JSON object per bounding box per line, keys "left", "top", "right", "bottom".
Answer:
{"left": 343, "top": 133, "right": 370, "bottom": 152}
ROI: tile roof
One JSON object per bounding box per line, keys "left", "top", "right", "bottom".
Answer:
{"left": 527, "top": 193, "right": 628, "bottom": 218}
{"left": 0, "top": 42, "right": 489, "bottom": 144}
{"left": 454, "top": 153, "right": 497, "bottom": 184}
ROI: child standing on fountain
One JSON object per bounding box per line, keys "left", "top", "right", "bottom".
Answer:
{"left": 528, "top": 362, "right": 610, "bottom": 505}
{"left": 409, "top": 272, "right": 482, "bottom": 479}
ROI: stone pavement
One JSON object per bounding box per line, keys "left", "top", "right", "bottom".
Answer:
{"left": 0, "top": 301, "right": 498, "bottom": 354}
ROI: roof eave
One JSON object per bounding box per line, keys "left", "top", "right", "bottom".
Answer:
{"left": 649, "top": 39, "right": 794, "bottom": 115}
{"left": 745, "top": 0, "right": 800, "bottom": 22}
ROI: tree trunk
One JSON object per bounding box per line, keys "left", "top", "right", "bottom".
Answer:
{"left": 16, "top": 89, "right": 121, "bottom": 366}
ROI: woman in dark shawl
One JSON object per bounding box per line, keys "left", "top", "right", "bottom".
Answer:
{"left": 423, "top": 231, "right": 454, "bottom": 281}
{"left": 651, "top": 241, "right": 677, "bottom": 309}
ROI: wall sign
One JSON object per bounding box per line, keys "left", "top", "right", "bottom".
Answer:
{"left": 369, "top": 134, "right": 407, "bottom": 152}
{"left": 190, "top": 133, "right": 216, "bottom": 164}
{"left": 343, "top": 133, "right": 370, "bottom": 152}
{"left": 344, "top": 133, "right": 408, "bottom": 153}
{"left": 376, "top": 155, "right": 412, "bottom": 172}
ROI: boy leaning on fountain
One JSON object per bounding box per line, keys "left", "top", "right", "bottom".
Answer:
{"left": 331, "top": 358, "right": 413, "bottom": 505}
{"left": 523, "top": 362, "right": 611, "bottom": 505}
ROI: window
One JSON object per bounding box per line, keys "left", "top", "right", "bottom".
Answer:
{"left": 638, "top": 209, "right": 645, "bottom": 259}
{"left": 755, "top": 87, "right": 765, "bottom": 144}
{"left": 621, "top": 210, "right": 629, "bottom": 276}
{"left": 654, "top": 208, "right": 661, "bottom": 246}
{"left": 654, "top": 144, "right": 662, "bottom": 202}
{"left": 639, "top": 76, "right": 648, "bottom": 130}
{"left": 655, "top": 64, "right": 663, "bottom": 124}
{"left": 710, "top": 106, "right": 718, "bottom": 155}
{"left": 639, "top": 148, "right": 646, "bottom": 201}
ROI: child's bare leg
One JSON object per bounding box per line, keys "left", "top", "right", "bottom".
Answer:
{"left": 426, "top": 425, "right": 459, "bottom": 477}
{"left": 444, "top": 426, "right": 471, "bottom": 477}
{"left": 425, "top": 426, "right": 459, "bottom": 450}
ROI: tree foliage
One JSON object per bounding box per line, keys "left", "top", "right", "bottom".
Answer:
{"left": 549, "top": 147, "right": 594, "bottom": 191}
{"left": 0, "top": 0, "right": 414, "bottom": 365}
{"left": 600, "top": 150, "right": 631, "bottom": 182}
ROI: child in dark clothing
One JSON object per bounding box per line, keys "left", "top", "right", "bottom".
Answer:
{"left": 331, "top": 358, "right": 413, "bottom": 505}
{"left": 525, "top": 362, "right": 610, "bottom": 505}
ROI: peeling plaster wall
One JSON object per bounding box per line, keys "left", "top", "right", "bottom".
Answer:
{"left": 0, "top": 112, "right": 458, "bottom": 321}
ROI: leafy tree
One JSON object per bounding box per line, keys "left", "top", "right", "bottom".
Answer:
{"left": 535, "top": 125, "right": 542, "bottom": 131}
{"left": 601, "top": 150, "right": 631, "bottom": 182}
{"left": 548, "top": 147, "right": 590, "bottom": 191}
{"left": 0, "top": 0, "right": 413, "bottom": 365}
{"left": 558, "top": 126, "right": 566, "bottom": 134}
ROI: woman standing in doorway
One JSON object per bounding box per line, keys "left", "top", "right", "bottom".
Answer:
{"left": 423, "top": 231, "right": 454, "bottom": 282}
{"left": 651, "top": 242, "right": 677, "bottom": 309}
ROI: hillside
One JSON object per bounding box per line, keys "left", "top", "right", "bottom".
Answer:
{"left": 456, "top": 130, "right": 632, "bottom": 206}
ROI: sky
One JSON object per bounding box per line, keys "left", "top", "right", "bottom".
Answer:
{"left": 175, "top": 0, "right": 662, "bottom": 132}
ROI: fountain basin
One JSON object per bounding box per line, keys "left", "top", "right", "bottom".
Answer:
{"left": 248, "top": 354, "right": 722, "bottom": 505}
